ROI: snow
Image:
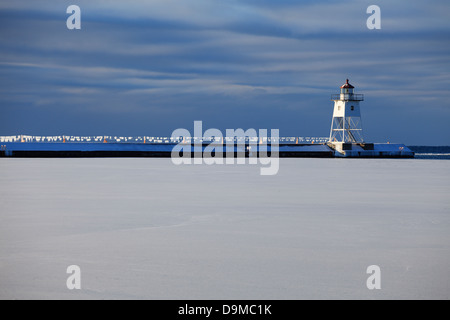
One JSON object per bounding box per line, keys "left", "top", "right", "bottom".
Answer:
{"left": 0, "top": 158, "right": 449, "bottom": 299}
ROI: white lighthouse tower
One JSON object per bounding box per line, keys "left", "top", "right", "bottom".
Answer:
{"left": 329, "top": 79, "right": 365, "bottom": 144}
{"left": 325, "top": 79, "right": 414, "bottom": 158}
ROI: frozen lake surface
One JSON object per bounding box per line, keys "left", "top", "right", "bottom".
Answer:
{"left": 0, "top": 158, "right": 449, "bottom": 299}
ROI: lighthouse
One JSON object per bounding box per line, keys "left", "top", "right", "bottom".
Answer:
{"left": 329, "top": 79, "right": 365, "bottom": 144}
{"left": 326, "top": 79, "right": 413, "bottom": 158}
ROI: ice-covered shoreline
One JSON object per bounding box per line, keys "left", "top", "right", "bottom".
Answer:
{"left": 0, "top": 158, "right": 449, "bottom": 299}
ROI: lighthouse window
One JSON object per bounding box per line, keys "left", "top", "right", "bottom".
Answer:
{"left": 351, "top": 106, "right": 354, "bottom": 111}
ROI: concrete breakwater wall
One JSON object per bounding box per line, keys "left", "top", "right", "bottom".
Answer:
{"left": 0, "top": 142, "right": 413, "bottom": 158}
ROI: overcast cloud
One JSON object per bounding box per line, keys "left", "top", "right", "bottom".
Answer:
{"left": 0, "top": 0, "right": 449, "bottom": 144}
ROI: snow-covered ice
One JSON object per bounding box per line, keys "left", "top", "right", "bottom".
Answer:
{"left": 0, "top": 158, "right": 449, "bottom": 299}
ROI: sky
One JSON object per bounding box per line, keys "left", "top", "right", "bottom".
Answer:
{"left": 0, "top": 0, "right": 449, "bottom": 145}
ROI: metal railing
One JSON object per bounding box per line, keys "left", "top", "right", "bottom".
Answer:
{"left": 0, "top": 135, "right": 330, "bottom": 144}
{"left": 331, "top": 94, "right": 364, "bottom": 101}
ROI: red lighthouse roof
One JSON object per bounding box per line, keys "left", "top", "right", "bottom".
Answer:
{"left": 340, "top": 79, "right": 354, "bottom": 89}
